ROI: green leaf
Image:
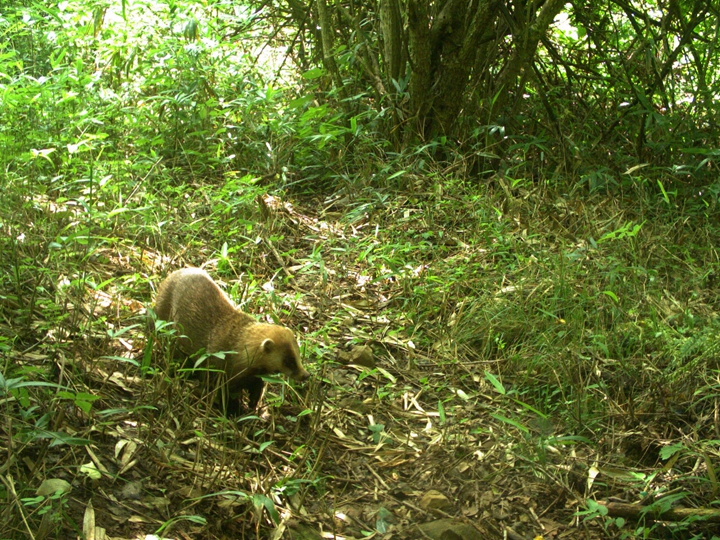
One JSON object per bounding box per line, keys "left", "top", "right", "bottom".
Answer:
{"left": 657, "top": 179, "right": 670, "bottom": 204}
{"left": 288, "top": 95, "right": 313, "bottom": 109}
{"left": 490, "top": 413, "right": 528, "bottom": 433}
{"left": 375, "top": 366, "right": 396, "bottom": 383}
{"left": 602, "top": 290, "right": 619, "bottom": 303}
{"left": 485, "top": 371, "right": 506, "bottom": 395}
{"left": 302, "top": 68, "right": 325, "bottom": 80}
{"left": 253, "top": 494, "right": 280, "bottom": 524}
{"left": 189, "top": 490, "right": 248, "bottom": 502}
{"left": 259, "top": 441, "right": 274, "bottom": 452}
{"left": 49, "top": 433, "right": 93, "bottom": 447}
{"left": 36, "top": 479, "right": 72, "bottom": 497}
{"left": 659, "top": 443, "right": 684, "bottom": 460}
{"left": 80, "top": 462, "right": 102, "bottom": 480}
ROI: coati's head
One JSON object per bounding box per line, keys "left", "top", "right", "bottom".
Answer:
{"left": 244, "top": 324, "right": 309, "bottom": 381}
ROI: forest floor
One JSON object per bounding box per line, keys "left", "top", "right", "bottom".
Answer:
{"left": 4, "top": 176, "right": 720, "bottom": 540}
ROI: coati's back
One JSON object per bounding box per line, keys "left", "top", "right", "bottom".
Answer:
{"left": 155, "top": 267, "right": 251, "bottom": 356}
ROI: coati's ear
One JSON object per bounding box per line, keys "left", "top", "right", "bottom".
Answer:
{"left": 261, "top": 338, "right": 276, "bottom": 353}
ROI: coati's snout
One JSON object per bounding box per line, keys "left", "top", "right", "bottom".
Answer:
{"left": 288, "top": 362, "right": 310, "bottom": 382}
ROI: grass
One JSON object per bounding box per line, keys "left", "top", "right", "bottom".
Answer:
{"left": 3, "top": 153, "right": 720, "bottom": 538}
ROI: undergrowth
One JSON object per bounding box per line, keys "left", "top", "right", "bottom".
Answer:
{"left": 3, "top": 160, "right": 719, "bottom": 538}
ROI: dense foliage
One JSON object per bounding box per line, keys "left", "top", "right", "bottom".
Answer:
{"left": 1, "top": 1, "right": 719, "bottom": 539}
{"left": 285, "top": 0, "right": 720, "bottom": 188}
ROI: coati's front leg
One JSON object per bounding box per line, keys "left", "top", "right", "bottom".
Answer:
{"left": 224, "top": 376, "right": 265, "bottom": 416}
{"left": 242, "top": 376, "right": 265, "bottom": 411}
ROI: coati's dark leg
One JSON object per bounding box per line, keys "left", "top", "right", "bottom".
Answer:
{"left": 243, "top": 377, "right": 265, "bottom": 410}
{"left": 224, "top": 395, "right": 243, "bottom": 417}
{"left": 222, "top": 377, "right": 265, "bottom": 416}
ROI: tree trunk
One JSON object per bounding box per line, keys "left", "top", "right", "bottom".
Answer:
{"left": 315, "top": 0, "right": 345, "bottom": 97}
{"left": 492, "top": 0, "right": 567, "bottom": 117}
{"left": 430, "top": 0, "right": 499, "bottom": 136}
{"left": 407, "top": 0, "right": 433, "bottom": 138}
{"left": 405, "top": 0, "right": 567, "bottom": 140}
{"left": 379, "top": 0, "right": 404, "bottom": 85}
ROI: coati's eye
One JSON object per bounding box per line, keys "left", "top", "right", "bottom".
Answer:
{"left": 283, "top": 353, "right": 298, "bottom": 370}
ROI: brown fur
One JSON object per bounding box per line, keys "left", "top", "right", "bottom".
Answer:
{"left": 154, "top": 267, "right": 309, "bottom": 410}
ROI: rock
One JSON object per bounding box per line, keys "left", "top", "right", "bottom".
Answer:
{"left": 416, "top": 518, "right": 478, "bottom": 540}
{"left": 337, "top": 345, "right": 375, "bottom": 368}
{"left": 419, "top": 490, "right": 453, "bottom": 515}
{"left": 119, "top": 481, "right": 143, "bottom": 500}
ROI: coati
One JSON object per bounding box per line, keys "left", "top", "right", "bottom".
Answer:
{"left": 154, "top": 267, "right": 309, "bottom": 412}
